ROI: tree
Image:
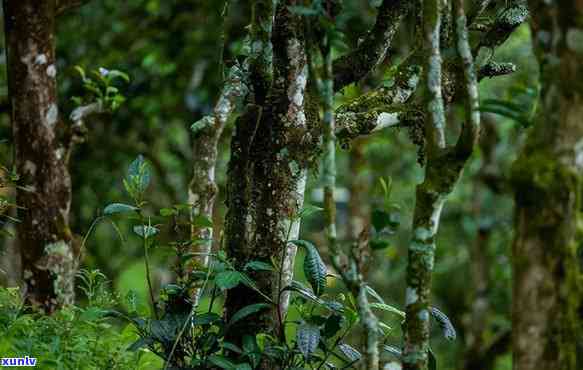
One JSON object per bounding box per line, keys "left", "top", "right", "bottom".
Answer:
{"left": 511, "top": 1, "right": 583, "bottom": 369}
{"left": 3, "top": 0, "right": 95, "bottom": 313}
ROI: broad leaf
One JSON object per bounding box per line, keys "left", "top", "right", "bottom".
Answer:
{"left": 430, "top": 306, "right": 456, "bottom": 341}
{"left": 290, "top": 240, "right": 327, "bottom": 296}
{"left": 369, "top": 302, "right": 405, "bottom": 318}
{"left": 228, "top": 303, "right": 270, "bottom": 327}
{"left": 208, "top": 355, "right": 237, "bottom": 369}
{"left": 296, "top": 323, "right": 320, "bottom": 359}
{"left": 338, "top": 343, "right": 361, "bottom": 362}
{"left": 382, "top": 345, "right": 402, "bottom": 359}
{"left": 215, "top": 271, "right": 242, "bottom": 290}
{"left": 192, "top": 214, "right": 213, "bottom": 228}
{"left": 104, "top": 203, "right": 138, "bottom": 215}
{"left": 244, "top": 261, "right": 274, "bottom": 272}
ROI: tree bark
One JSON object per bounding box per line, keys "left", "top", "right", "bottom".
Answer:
{"left": 511, "top": 1, "right": 583, "bottom": 369}
{"left": 223, "top": 2, "right": 317, "bottom": 357}
{"left": 3, "top": 0, "right": 76, "bottom": 313}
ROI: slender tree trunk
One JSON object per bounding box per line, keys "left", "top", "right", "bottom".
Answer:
{"left": 403, "top": 1, "right": 481, "bottom": 368}
{"left": 511, "top": 2, "right": 583, "bottom": 369}
{"left": 3, "top": 0, "right": 77, "bottom": 313}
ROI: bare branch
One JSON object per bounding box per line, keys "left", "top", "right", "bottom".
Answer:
{"left": 334, "top": 56, "right": 422, "bottom": 142}
{"left": 333, "top": 0, "right": 411, "bottom": 91}
{"left": 474, "top": 1, "right": 529, "bottom": 54}
{"left": 454, "top": 0, "right": 481, "bottom": 159}
{"left": 423, "top": 0, "right": 447, "bottom": 154}
{"left": 56, "top": 0, "right": 91, "bottom": 16}
{"left": 467, "top": 0, "right": 495, "bottom": 25}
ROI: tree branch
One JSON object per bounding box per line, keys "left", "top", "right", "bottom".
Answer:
{"left": 333, "top": 0, "right": 411, "bottom": 91}
{"left": 56, "top": 0, "right": 91, "bottom": 16}
{"left": 454, "top": 0, "right": 481, "bottom": 159}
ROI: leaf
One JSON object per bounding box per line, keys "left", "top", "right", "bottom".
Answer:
{"left": 296, "top": 323, "right": 320, "bottom": 359}
{"left": 299, "top": 204, "right": 323, "bottom": 219}
{"left": 133, "top": 225, "right": 159, "bottom": 238}
{"left": 127, "top": 155, "right": 151, "bottom": 193}
{"left": 215, "top": 271, "right": 242, "bottom": 290}
{"left": 235, "top": 364, "right": 252, "bottom": 370}
{"left": 128, "top": 337, "right": 153, "bottom": 352}
{"left": 104, "top": 203, "right": 138, "bottom": 215}
{"left": 369, "top": 303, "right": 405, "bottom": 318}
{"left": 429, "top": 348, "right": 437, "bottom": 370}
{"left": 323, "top": 314, "right": 343, "bottom": 338}
{"left": 364, "top": 285, "right": 385, "bottom": 304}
{"left": 192, "top": 214, "right": 213, "bottom": 228}
{"left": 223, "top": 342, "right": 243, "bottom": 354}
{"left": 338, "top": 343, "right": 361, "bottom": 362}
{"left": 430, "top": 306, "right": 456, "bottom": 341}
{"left": 106, "top": 69, "right": 130, "bottom": 83}
{"left": 288, "top": 5, "right": 319, "bottom": 16}
{"left": 228, "top": 303, "right": 270, "bottom": 327}
{"left": 382, "top": 345, "right": 402, "bottom": 359}
{"left": 208, "top": 355, "right": 237, "bottom": 369}
{"left": 193, "top": 312, "right": 222, "bottom": 326}
{"left": 244, "top": 261, "right": 274, "bottom": 272}
{"left": 159, "top": 208, "right": 177, "bottom": 217}
{"left": 290, "top": 240, "right": 327, "bottom": 296}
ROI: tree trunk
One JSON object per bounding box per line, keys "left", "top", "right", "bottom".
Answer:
{"left": 511, "top": 2, "right": 583, "bottom": 369}
{"left": 3, "top": 0, "right": 76, "bottom": 313}
{"left": 223, "top": 2, "right": 318, "bottom": 358}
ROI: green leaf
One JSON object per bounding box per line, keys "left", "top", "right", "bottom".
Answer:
{"left": 235, "top": 364, "right": 252, "bottom": 370}
{"left": 222, "top": 342, "right": 243, "bottom": 354}
{"left": 228, "top": 303, "right": 270, "bottom": 327}
{"left": 429, "top": 348, "right": 437, "bottom": 370}
{"left": 159, "top": 208, "right": 177, "bottom": 217}
{"left": 290, "top": 240, "right": 327, "bottom": 296}
{"left": 215, "top": 271, "right": 242, "bottom": 290}
{"left": 288, "top": 5, "right": 320, "bottom": 16}
{"left": 369, "top": 303, "right": 405, "bottom": 318}
{"left": 296, "top": 323, "right": 320, "bottom": 359}
{"left": 430, "top": 306, "right": 456, "bottom": 341}
{"left": 338, "top": 343, "right": 361, "bottom": 362}
{"left": 299, "top": 204, "right": 323, "bottom": 219}
{"left": 128, "top": 337, "right": 153, "bottom": 352}
{"left": 104, "top": 203, "right": 139, "bottom": 215}
{"left": 371, "top": 209, "right": 391, "bottom": 231}
{"left": 106, "top": 69, "right": 130, "bottom": 83}
{"left": 192, "top": 214, "right": 213, "bottom": 228}
{"left": 133, "top": 225, "right": 159, "bottom": 238}
{"left": 208, "top": 355, "right": 237, "bottom": 369}
{"left": 127, "top": 155, "right": 151, "bottom": 193}
{"left": 193, "top": 312, "right": 221, "bottom": 326}
{"left": 244, "top": 261, "right": 274, "bottom": 272}
{"left": 322, "top": 314, "right": 343, "bottom": 338}
{"left": 382, "top": 345, "right": 402, "bottom": 359}
{"left": 365, "top": 285, "right": 385, "bottom": 304}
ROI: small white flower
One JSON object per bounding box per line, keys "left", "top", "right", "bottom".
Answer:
{"left": 98, "top": 67, "right": 110, "bottom": 77}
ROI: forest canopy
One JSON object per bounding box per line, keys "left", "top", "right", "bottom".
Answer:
{"left": 0, "top": 1, "right": 581, "bottom": 370}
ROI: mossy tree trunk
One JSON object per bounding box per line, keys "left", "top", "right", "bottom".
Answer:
{"left": 223, "top": 2, "right": 317, "bottom": 356}
{"left": 511, "top": 1, "right": 583, "bottom": 369}
{"left": 2, "top": 0, "right": 81, "bottom": 313}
